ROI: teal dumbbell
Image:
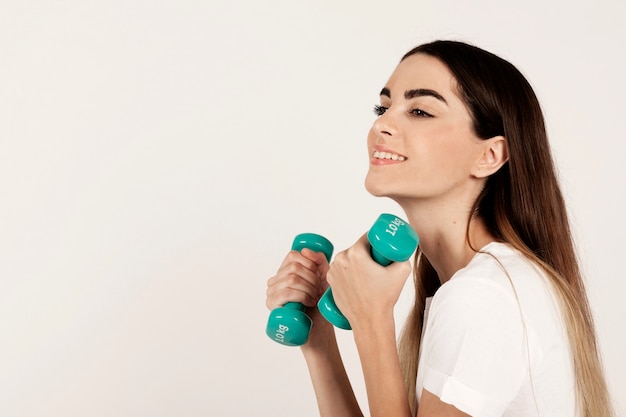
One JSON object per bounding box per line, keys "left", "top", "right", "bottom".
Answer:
{"left": 317, "top": 213, "right": 419, "bottom": 330}
{"left": 266, "top": 233, "right": 334, "bottom": 346}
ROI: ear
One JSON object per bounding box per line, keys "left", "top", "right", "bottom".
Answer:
{"left": 471, "top": 136, "right": 508, "bottom": 178}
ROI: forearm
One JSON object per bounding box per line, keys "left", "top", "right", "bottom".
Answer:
{"left": 353, "top": 314, "right": 411, "bottom": 417}
{"left": 302, "top": 331, "right": 364, "bottom": 417}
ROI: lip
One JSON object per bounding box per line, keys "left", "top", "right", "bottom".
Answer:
{"left": 370, "top": 145, "right": 407, "bottom": 165}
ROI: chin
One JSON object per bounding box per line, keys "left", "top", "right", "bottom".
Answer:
{"left": 364, "top": 177, "right": 389, "bottom": 197}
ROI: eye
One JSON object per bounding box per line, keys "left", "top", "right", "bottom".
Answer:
{"left": 410, "top": 108, "right": 432, "bottom": 118}
{"left": 373, "top": 104, "right": 387, "bottom": 116}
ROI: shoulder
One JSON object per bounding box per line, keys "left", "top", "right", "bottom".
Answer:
{"left": 417, "top": 243, "right": 574, "bottom": 416}
{"left": 425, "top": 243, "right": 545, "bottom": 359}
{"left": 433, "top": 242, "right": 545, "bottom": 307}
{"left": 418, "top": 244, "right": 538, "bottom": 414}
{"left": 431, "top": 243, "right": 535, "bottom": 315}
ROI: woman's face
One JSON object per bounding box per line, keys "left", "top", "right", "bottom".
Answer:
{"left": 365, "top": 53, "right": 487, "bottom": 205}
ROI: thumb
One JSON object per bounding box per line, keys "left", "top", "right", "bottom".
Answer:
{"left": 300, "top": 247, "right": 331, "bottom": 288}
{"left": 300, "top": 247, "right": 330, "bottom": 267}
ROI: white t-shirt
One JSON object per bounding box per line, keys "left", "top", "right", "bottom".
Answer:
{"left": 416, "top": 242, "right": 576, "bottom": 417}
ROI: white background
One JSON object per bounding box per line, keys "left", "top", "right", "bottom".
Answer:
{"left": 1, "top": 1, "right": 624, "bottom": 416}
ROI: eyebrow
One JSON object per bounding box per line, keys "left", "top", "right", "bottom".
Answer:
{"left": 379, "top": 87, "right": 448, "bottom": 105}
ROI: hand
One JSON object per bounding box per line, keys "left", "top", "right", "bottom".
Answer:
{"left": 266, "top": 248, "right": 335, "bottom": 347}
{"left": 326, "top": 233, "right": 413, "bottom": 330}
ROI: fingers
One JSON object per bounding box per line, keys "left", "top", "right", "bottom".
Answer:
{"left": 326, "top": 232, "right": 413, "bottom": 316}
{"left": 300, "top": 248, "right": 331, "bottom": 291}
{"left": 386, "top": 257, "right": 413, "bottom": 276}
{"left": 266, "top": 250, "right": 329, "bottom": 310}
{"left": 300, "top": 248, "right": 331, "bottom": 274}
{"left": 266, "top": 270, "right": 318, "bottom": 308}
{"left": 326, "top": 233, "right": 372, "bottom": 285}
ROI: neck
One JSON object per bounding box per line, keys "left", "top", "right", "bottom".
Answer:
{"left": 397, "top": 198, "right": 496, "bottom": 284}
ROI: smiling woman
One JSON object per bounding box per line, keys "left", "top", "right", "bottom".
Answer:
{"left": 265, "top": 40, "right": 614, "bottom": 417}
{"left": 365, "top": 53, "right": 494, "bottom": 208}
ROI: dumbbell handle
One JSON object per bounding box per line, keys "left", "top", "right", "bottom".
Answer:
{"left": 318, "top": 213, "right": 419, "bottom": 330}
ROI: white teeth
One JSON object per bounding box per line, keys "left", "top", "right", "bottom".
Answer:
{"left": 373, "top": 151, "right": 406, "bottom": 161}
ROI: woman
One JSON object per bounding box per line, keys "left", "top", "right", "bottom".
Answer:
{"left": 265, "top": 40, "right": 613, "bottom": 417}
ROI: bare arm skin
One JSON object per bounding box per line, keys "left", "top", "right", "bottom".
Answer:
{"left": 301, "top": 309, "right": 363, "bottom": 417}
{"left": 328, "top": 236, "right": 474, "bottom": 416}
{"left": 352, "top": 313, "right": 412, "bottom": 417}
{"left": 267, "top": 244, "right": 471, "bottom": 417}
{"left": 417, "top": 390, "right": 471, "bottom": 417}
{"left": 266, "top": 248, "right": 363, "bottom": 416}
{"left": 326, "top": 234, "right": 414, "bottom": 417}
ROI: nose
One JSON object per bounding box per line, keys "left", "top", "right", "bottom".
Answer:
{"left": 371, "top": 109, "right": 397, "bottom": 139}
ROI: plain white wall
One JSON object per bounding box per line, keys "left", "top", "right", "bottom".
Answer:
{"left": 1, "top": 1, "right": 624, "bottom": 416}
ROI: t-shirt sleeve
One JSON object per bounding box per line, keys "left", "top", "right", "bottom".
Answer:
{"left": 419, "top": 276, "right": 528, "bottom": 417}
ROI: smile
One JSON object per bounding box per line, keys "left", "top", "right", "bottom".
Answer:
{"left": 372, "top": 151, "right": 407, "bottom": 161}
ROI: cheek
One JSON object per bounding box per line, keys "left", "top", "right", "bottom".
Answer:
{"left": 441, "top": 141, "right": 471, "bottom": 169}
{"left": 411, "top": 128, "right": 476, "bottom": 177}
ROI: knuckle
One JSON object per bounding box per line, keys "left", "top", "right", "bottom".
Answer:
{"left": 281, "top": 288, "right": 303, "bottom": 304}
{"left": 284, "top": 262, "right": 303, "bottom": 275}
{"left": 326, "top": 270, "right": 336, "bottom": 286}
{"left": 266, "top": 275, "right": 276, "bottom": 287}
{"left": 285, "top": 273, "right": 301, "bottom": 287}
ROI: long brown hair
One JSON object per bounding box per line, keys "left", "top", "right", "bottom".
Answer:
{"left": 396, "top": 40, "right": 613, "bottom": 417}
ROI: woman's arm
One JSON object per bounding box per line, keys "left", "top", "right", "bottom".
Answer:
{"left": 301, "top": 312, "right": 364, "bottom": 417}
{"left": 352, "top": 314, "right": 470, "bottom": 417}
{"left": 266, "top": 248, "right": 364, "bottom": 416}
{"left": 352, "top": 313, "right": 411, "bottom": 417}
{"left": 326, "top": 234, "right": 414, "bottom": 417}
{"left": 417, "top": 390, "right": 470, "bottom": 417}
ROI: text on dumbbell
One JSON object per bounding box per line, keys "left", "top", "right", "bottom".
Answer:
{"left": 385, "top": 217, "right": 405, "bottom": 236}
{"left": 274, "top": 324, "right": 290, "bottom": 343}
